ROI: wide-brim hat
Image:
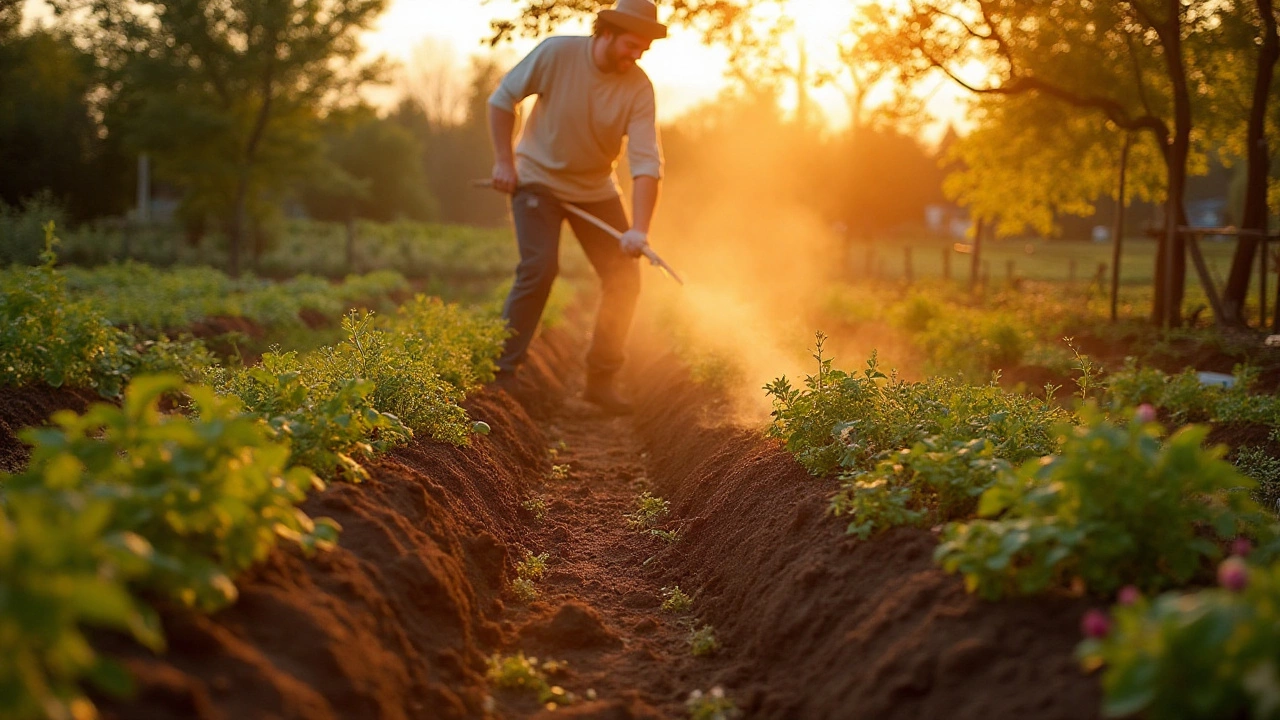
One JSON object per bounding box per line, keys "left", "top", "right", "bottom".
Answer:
{"left": 598, "top": 0, "right": 668, "bottom": 40}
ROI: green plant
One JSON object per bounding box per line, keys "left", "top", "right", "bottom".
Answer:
{"left": 935, "top": 409, "right": 1267, "bottom": 599}
{"left": 1234, "top": 444, "right": 1280, "bottom": 513}
{"left": 512, "top": 551, "right": 549, "bottom": 602}
{"left": 1065, "top": 337, "right": 1103, "bottom": 403}
{"left": 486, "top": 652, "right": 576, "bottom": 708}
{"left": 626, "top": 492, "right": 670, "bottom": 530}
{"left": 0, "top": 225, "right": 209, "bottom": 397}
{"left": 689, "top": 625, "right": 719, "bottom": 657}
{"left": 651, "top": 528, "right": 682, "bottom": 543}
{"left": 0, "top": 492, "right": 163, "bottom": 720}
{"left": 686, "top": 687, "right": 740, "bottom": 720}
{"left": 661, "top": 586, "right": 693, "bottom": 613}
{"left": 548, "top": 464, "right": 570, "bottom": 481}
{"left": 1078, "top": 557, "right": 1280, "bottom": 720}
{"left": 5, "top": 375, "right": 339, "bottom": 610}
{"left": 522, "top": 496, "right": 548, "bottom": 521}
{"left": 211, "top": 351, "right": 412, "bottom": 480}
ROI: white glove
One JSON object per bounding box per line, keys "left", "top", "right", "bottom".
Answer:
{"left": 619, "top": 228, "right": 648, "bottom": 257}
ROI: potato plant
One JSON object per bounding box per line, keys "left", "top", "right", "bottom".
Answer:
{"left": 935, "top": 410, "right": 1269, "bottom": 599}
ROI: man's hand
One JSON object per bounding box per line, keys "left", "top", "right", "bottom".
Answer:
{"left": 491, "top": 160, "right": 518, "bottom": 194}
{"left": 619, "top": 228, "right": 648, "bottom": 258}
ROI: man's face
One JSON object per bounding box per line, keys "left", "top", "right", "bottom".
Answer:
{"left": 605, "top": 30, "right": 652, "bottom": 72}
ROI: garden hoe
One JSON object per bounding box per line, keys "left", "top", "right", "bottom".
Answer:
{"left": 473, "top": 179, "right": 684, "bottom": 286}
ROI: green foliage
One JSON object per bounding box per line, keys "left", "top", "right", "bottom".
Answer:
{"left": 689, "top": 625, "right": 720, "bottom": 657}
{"left": 1078, "top": 560, "right": 1280, "bottom": 720}
{"left": 661, "top": 586, "right": 693, "bottom": 613}
{"left": 686, "top": 687, "right": 740, "bottom": 720}
{"left": 4, "top": 375, "right": 339, "bottom": 611}
{"left": 1234, "top": 443, "right": 1280, "bottom": 514}
{"left": 60, "top": 263, "right": 409, "bottom": 333}
{"left": 626, "top": 492, "right": 671, "bottom": 530}
{"left": 0, "top": 493, "right": 163, "bottom": 720}
{"left": 935, "top": 410, "right": 1266, "bottom": 599}
{"left": 486, "top": 652, "right": 576, "bottom": 708}
{"left": 512, "top": 551, "right": 549, "bottom": 602}
{"left": 0, "top": 226, "right": 211, "bottom": 397}
{"left": 210, "top": 351, "right": 411, "bottom": 481}
{"left": 1108, "top": 359, "right": 1280, "bottom": 427}
{"left": 522, "top": 495, "right": 548, "bottom": 521}
{"left": 768, "top": 333, "right": 1063, "bottom": 538}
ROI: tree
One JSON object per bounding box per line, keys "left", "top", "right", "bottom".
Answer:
{"left": 1201, "top": 0, "right": 1279, "bottom": 324}
{"left": 303, "top": 109, "right": 438, "bottom": 224}
{"left": 943, "top": 95, "right": 1167, "bottom": 240}
{"left": 885, "top": 0, "right": 1226, "bottom": 326}
{"left": 53, "top": 0, "right": 389, "bottom": 276}
{"left": 0, "top": 28, "right": 131, "bottom": 220}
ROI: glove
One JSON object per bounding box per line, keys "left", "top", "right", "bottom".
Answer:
{"left": 619, "top": 228, "right": 648, "bottom": 257}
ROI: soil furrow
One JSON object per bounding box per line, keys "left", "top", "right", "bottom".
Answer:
{"left": 488, "top": 366, "right": 727, "bottom": 719}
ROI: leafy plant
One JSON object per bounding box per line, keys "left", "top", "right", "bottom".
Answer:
{"left": 0, "top": 225, "right": 209, "bottom": 397}
{"left": 0, "top": 492, "right": 163, "bottom": 720}
{"left": 210, "top": 350, "right": 411, "bottom": 480}
{"left": 661, "top": 586, "right": 693, "bottom": 613}
{"left": 5, "top": 375, "right": 339, "bottom": 610}
{"left": 686, "top": 687, "right": 740, "bottom": 720}
{"left": 486, "top": 652, "right": 576, "bottom": 708}
{"left": 935, "top": 410, "right": 1267, "bottom": 599}
{"left": 522, "top": 495, "right": 548, "bottom": 521}
{"left": 1234, "top": 443, "right": 1280, "bottom": 514}
{"left": 689, "top": 625, "right": 719, "bottom": 657}
{"left": 512, "top": 551, "right": 549, "bottom": 602}
{"left": 626, "top": 492, "right": 670, "bottom": 530}
{"left": 1078, "top": 556, "right": 1280, "bottom": 720}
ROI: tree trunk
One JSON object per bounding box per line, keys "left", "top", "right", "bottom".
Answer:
{"left": 1222, "top": 0, "right": 1279, "bottom": 324}
{"left": 1154, "top": 0, "right": 1191, "bottom": 328}
{"left": 1112, "top": 134, "right": 1131, "bottom": 323}
{"left": 228, "top": 169, "right": 250, "bottom": 278}
{"left": 970, "top": 218, "right": 984, "bottom": 292}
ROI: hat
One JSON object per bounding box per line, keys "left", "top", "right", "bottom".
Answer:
{"left": 597, "top": 0, "right": 668, "bottom": 40}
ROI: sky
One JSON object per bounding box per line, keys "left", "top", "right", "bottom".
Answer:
{"left": 21, "top": 0, "right": 966, "bottom": 136}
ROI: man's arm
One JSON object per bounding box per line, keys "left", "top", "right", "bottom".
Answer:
{"left": 488, "top": 104, "right": 518, "bottom": 194}
{"left": 619, "top": 175, "right": 660, "bottom": 257}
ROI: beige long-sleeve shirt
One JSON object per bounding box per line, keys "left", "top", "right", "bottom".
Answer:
{"left": 489, "top": 36, "right": 663, "bottom": 203}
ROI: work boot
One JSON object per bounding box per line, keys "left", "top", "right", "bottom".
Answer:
{"left": 584, "top": 373, "right": 633, "bottom": 415}
{"left": 492, "top": 368, "right": 520, "bottom": 394}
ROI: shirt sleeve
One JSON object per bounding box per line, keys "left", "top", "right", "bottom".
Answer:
{"left": 489, "top": 39, "right": 550, "bottom": 112}
{"left": 626, "top": 83, "right": 663, "bottom": 180}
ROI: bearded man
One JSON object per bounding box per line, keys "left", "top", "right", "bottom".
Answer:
{"left": 487, "top": 0, "right": 667, "bottom": 415}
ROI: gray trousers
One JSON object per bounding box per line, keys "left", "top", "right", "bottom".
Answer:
{"left": 497, "top": 186, "right": 640, "bottom": 377}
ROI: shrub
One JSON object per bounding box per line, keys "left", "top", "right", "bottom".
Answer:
{"left": 935, "top": 410, "right": 1267, "bottom": 599}
{"left": 1078, "top": 558, "right": 1280, "bottom": 720}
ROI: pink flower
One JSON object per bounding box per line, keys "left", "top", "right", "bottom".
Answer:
{"left": 1081, "top": 609, "right": 1111, "bottom": 638}
{"left": 1218, "top": 557, "right": 1249, "bottom": 592}
{"left": 1232, "top": 538, "right": 1252, "bottom": 558}
{"left": 1117, "top": 585, "right": 1141, "bottom": 606}
{"left": 1135, "top": 404, "right": 1157, "bottom": 424}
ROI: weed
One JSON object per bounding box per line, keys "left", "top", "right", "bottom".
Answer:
{"left": 689, "top": 625, "right": 719, "bottom": 656}
{"left": 1065, "top": 337, "right": 1102, "bottom": 403}
{"left": 686, "top": 686, "right": 740, "bottom": 720}
{"left": 486, "top": 652, "right": 575, "bottom": 708}
{"left": 522, "top": 495, "right": 548, "bottom": 521}
{"left": 511, "top": 551, "right": 549, "bottom": 602}
{"left": 548, "top": 464, "right": 570, "bottom": 481}
{"left": 651, "top": 528, "right": 682, "bottom": 544}
{"left": 626, "top": 492, "right": 670, "bottom": 530}
{"left": 1234, "top": 445, "right": 1280, "bottom": 514}
{"left": 661, "top": 586, "right": 693, "bottom": 613}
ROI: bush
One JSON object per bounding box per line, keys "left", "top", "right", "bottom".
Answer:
{"left": 1078, "top": 558, "right": 1280, "bottom": 720}
{"left": 935, "top": 410, "right": 1267, "bottom": 599}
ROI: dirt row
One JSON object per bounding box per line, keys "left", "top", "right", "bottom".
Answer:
{"left": 0, "top": 320, "right": 1103, "bottom": 719}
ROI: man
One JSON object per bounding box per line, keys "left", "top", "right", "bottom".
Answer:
{"left": 487, "top": 0, "right": 667, "bottom": 415}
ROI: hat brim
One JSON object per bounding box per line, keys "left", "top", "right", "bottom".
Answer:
{"left": 597, "top": 9, "right": 668, "bottom": 39}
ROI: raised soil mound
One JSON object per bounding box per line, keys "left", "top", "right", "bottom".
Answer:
{"left": 626, "top": 351, "right": 1102, "bottom": 720}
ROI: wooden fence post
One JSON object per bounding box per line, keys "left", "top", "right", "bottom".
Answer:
{"left": 904, "top": 246, "right": 914, "bottom": 284}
